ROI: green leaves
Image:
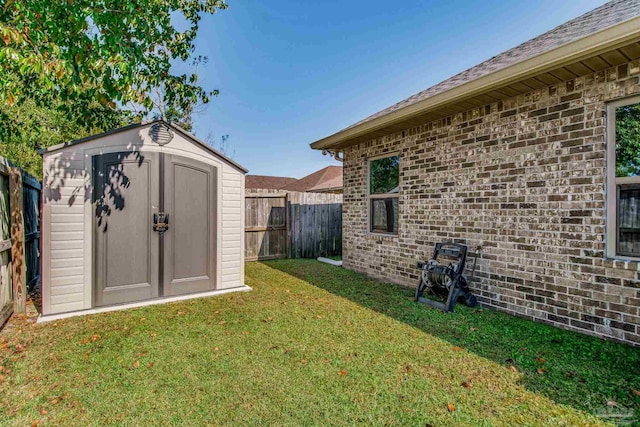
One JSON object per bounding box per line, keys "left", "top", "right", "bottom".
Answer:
{"left": 0, "top": 0, "right": 227, "bottom": 174}
{"left": 0, "top": 0, "right": 226, "bottom": 120}
{"left": 370, "top": 155, "right": 400, "bottom": 194}
{"left": 0, "top": 77, "right": 133, "bottom": 176}
{"left": 616, "top": 103, "right": 640, "bottom": 177}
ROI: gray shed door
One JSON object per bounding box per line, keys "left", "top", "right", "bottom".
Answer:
{"left": 93, "top": 151, "right": 216, "bottom": 307}
{"left": 163, "top": 154, "right": 216, "bottom": 296}
{"left": 94, "top": 152, "right": 160, "bottom": 306}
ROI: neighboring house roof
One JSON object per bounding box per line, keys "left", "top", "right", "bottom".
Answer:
{"left": 284, "top": 166, "right": 343, "bottom": 192}
{"left": 39, "top": 119, "right": 249, "bottom": 174}
{"left": 311, "top": 0, "right": 640, "bottom": 150}
{"left": 247, "top": 166, "right": 343, "bottom": 192}
{"left": 245, "top": 175, "right": 298, "bottom": 190}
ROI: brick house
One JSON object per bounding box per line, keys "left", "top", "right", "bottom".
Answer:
{"left": 310, "top": 0, "right": 640, "bottom": 345}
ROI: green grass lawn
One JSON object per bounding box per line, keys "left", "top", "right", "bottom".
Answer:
{"left": 1, "top": 260, "right": 639, "bottom": 426}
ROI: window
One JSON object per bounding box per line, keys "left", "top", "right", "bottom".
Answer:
{"left": 607, "top": 96, "right": 640, "bottom": 258}
{"left": 369, "top": 154, "right": 399, "bottom": 234}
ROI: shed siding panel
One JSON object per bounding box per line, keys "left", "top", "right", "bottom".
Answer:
{"left": 50, "top": 275, "right": 85, "bottom": 287}
{"left": 50, "top": 267, "right": 84, "bottom": 278}
{"left": 50, "top": 284, "right": 85, "bottom": 296}
{"left": 50, "top": 240, "right": 84, "bottom": 250}
{"left": 50, "top": 249, "right": 84, "bottom": 259}
{"left": 43, "top": 151, "right": 87, "bottom": 315}
{"left": 219, "top": 165, "right": 244, "bottom": 289}
{"left": 49, "top": 301, "right": 85, "bottom": 313}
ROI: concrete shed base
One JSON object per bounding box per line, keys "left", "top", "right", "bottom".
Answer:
{"left": 37, "top": 285, "right": 252, "bottom": 323}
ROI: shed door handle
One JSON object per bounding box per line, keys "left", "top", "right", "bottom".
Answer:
{"left": 153, "top": 213, "right": 169, "bottom": 233}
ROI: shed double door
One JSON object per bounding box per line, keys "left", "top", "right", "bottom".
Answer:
{"left": 94, "top": 152, "right": 217, "bottom": 307}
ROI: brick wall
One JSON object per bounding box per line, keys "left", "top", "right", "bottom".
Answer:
{"left": 342, "top": 60, "right": 640, "bottom": 345}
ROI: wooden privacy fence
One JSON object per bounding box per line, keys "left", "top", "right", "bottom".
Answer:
{"left": 0, "top": 157, "right": 41, "bottom": 327}
{"left": 245, "top": 190, "right": 342, "bottom": 261}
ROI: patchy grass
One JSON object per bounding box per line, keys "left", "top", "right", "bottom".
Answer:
{"left": 0, "top": 260, "right": 638, "bottom": 426}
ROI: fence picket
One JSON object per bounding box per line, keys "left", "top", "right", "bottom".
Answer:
{"left": 0, "top": 157, "right": 41, "bottom": 326}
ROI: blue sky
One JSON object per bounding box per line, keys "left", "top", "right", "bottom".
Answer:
{"left": 188, "top": 0, "right": 608, "bottom": 178}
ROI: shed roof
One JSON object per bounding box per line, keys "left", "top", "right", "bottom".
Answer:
{"left": 39, "top": 119, "right": 249, "bottom": 174}
{"left": 311, "top": 0, "right": 640, "bottom": 150}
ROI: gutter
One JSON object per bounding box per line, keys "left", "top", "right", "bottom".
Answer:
{"left": 310, "top": 16, "right": 640, "bottom": 150}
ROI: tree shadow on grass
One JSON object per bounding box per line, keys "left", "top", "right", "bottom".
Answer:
{"left": 263, "top": 259, "right": 640, "bottom": 420}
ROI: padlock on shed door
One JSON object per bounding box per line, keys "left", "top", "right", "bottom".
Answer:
{"left": 153, "top": 212, "right": 170, "bottom": 233}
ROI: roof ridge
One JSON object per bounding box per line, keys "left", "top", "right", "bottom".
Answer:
{"left": 247, "top": 173, "right": 297, "bottom": 179}
{"left": 317, "top": 166, "right": 332, "bottom": 185}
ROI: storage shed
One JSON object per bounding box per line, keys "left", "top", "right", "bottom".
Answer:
{"left": 40, "top": 120, "right": 249, "bottom": 318}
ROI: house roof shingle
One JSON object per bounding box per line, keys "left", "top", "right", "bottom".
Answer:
{"left": 285, "top": 166, "right": 343, "bottom": 192}
{"left": 245, "top": 175, "right": 298, "bottom": 190}
{"left": 246, "top": 166, "right": 343, "bottom": 192}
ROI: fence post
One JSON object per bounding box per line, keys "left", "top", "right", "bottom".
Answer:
{"left": 9, "top": 167, "right": 26, "bottom": 314}
{"left": 285, "top": 193, "right": 291, "bottom": 259}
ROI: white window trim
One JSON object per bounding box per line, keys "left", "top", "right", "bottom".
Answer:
{"left": 367, "top": 152, "right": 400, "bottom": 236}
{"left": 606, "top": 95, "right": 640, "bottom": 260}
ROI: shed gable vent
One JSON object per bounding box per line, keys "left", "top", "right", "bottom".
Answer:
{"left": 149, "top": 122, "right": 174, "bottom": 146}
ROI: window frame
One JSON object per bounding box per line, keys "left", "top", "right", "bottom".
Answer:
{"left": 367, "top": 152, "right": 400, "bottom": 236}
{"left": 606, "top": 95, "right": 640, "bottom": 260}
